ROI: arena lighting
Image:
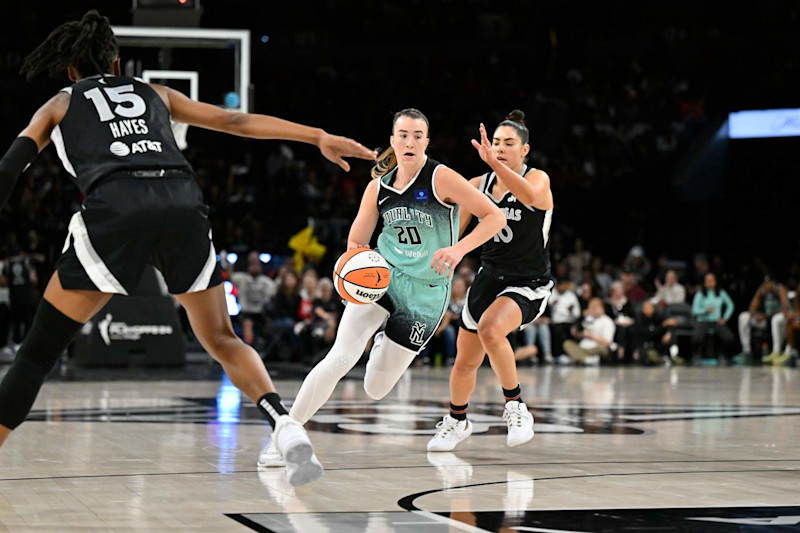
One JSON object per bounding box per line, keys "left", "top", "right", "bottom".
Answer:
{"left": 728, "top": 108, "right": 800, "bottom": 139}
{"left": 259, "top": 253, "right": 272, "bottom": 264}
{"left": 226, "top": 252, "right": 239, "bottom": 264}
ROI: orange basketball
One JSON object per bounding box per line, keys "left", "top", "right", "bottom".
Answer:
{"left": 333, "top": 248, "right": 391, "bottom": 304}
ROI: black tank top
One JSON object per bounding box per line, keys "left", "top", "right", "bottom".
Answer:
{"left": 478, "top": 166, "right": 552, "bottom": 279}
{"left": 51, "top": 75, "right": 193, "bottom": 194}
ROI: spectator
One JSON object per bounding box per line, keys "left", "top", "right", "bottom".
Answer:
{"left": 2, "top": 249, "right": 37, "bottom": 345}
{"left": 590, "top": 257, "right": 613, "bottom": 296}
{"left": 548, "top": 278, "right": 582, "bottom": 357}
{"left": 270, "top": 269, "right": 302, "bottom": 360}
{"left": 738, "top": 275, "right": 788, "bottom": 364}
{"left": 621, "top": 270, "right": 647, "bottom": 302}
{"left": 230, "top": 251, "right": 277, "bottom": 347}
{"left": 0, "top": 267, "right": 9, "bottom": 356}
{"left": 425, "top": 274, "right": 468, "bottom": 366}
{"left": 296, "top": 269, "right": 320, "bottom": 337}
{"left": 687, "top": 253, "right": 711, "bottom": 296}
{"left": 623, "top": 245, "right": 652, "bottom": 283}
{"left": 307, "top": 277, "right": 343, "bottom": 362}
{"left": 691, "top": 272, "right": 735, "bottom": 363}
{"left": 566, "top": 238, "right": 591, "bottom": 284}
{"left": 773, "top": 281, "right": 800, "bottom": 366}
{"left": 514, "top": 314, "right": 553, "bottom": 366}
{"left": 578, "top": 281, "right": 596, "bottom": 312}
{"left": 631, "top": 301, "right": 670, "bottom": 365}
{"left": 652, "top": 269, "right": 686, "bottom": 306}
{"left": 562, "top": 297, "right": 616, "bottom": 365}
{"left": 605, "top": 280, "right": 636, "bottom": 360}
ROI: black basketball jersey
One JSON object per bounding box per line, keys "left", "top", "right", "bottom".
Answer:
{"left": 477, "top": 165, "right": 552, "bottom": 278}
{"left": 51, "top": 75, "right": 193, "bottom": 194}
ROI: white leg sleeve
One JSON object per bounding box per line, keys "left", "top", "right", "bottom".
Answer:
{"left": 363, "top": 335, "right": 418, "bottom": 400}
{"left": 738, "top": 311, "right": 752, "bottom": 352}
{"left": 289, "top": 303, "right": 389, "bottom": 424}
{"left": 772, "top": 312, "right": 785, "bottom": 354}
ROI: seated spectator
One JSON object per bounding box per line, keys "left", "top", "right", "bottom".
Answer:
{"left": 514, "top": 313, "right": 552, "bottom": 365}
{"left": 775, "top": 281, "right": 800, "bottom": 366}
{"left": 578, "top": 281, "right": 596, "bottom": 312}
{"left": 548, "top": 278, "right": 582, "bottom": 358}
{"left": 691, "top": 272, "right": 735, "bottom": 363}
{"left": 621, "top": 270, "right": 648, "bottom": 302}
{"left": 562, "top": 298, "right": 616, "bottom": 365}
{"left": 306, "top": 277, "right": 344, "bottom": 363}
{"left": 231, "top": 251, "right": 277, "bottom": 348}
{"left": 590, "top": 257, "right": 613, "bottom": 297}
{"left": 652, "top": 269, "right": 686, "bottom": 306}
{"left": 737, "top": 275, "right": 789, "bottom": 364}
{"left": 631, "top": 301, "right": 671, "bottom": 365}
{"left": 423, "top": 275, "right": 468, "bottom": 366}
{"left": 605, "top": 281, "right": 636, "bottom": 361}
{"left": 269, "top": 269, "right": 302, "bottom": 361}
{"left": 623, "top": 245, "right": 652, "bottom": 285}
{"left": 687, "top": 253, "right": 711, "bottom": 297}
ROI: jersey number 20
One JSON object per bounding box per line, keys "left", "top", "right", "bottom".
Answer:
{"left": 395, "top": 226, "right": 422, "bottom": 245}
{"left": 84, "top": 84, "right": 147, "bottom": 122}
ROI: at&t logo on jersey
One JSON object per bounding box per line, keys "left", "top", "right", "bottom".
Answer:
{"left": 109, "top": 140, "right": 163, "bottom": 157}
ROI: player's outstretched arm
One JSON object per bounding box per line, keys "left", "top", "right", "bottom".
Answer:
{"left": 160, "top": 85, "right": 376, "bottom": 171}
{"left": 347, "top": 180, "right": 380, "bottom": 250}
{"left": 0, "top": 92, "right": 69, "bottom": 211}
{"left": 430, "top": 167, "right": 505, "bottom": 276}
{"left": 472, "top": 123, "right": 553, "bottom": 210}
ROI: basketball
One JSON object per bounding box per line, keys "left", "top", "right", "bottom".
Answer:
{"left": 333, "top": 248, "right": 391, "bottom": 304}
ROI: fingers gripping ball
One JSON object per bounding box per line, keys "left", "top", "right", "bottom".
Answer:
{"left": 333, "top": 249, "right": 391, "bottom": 304}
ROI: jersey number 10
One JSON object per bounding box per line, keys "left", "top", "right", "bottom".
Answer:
{"left": 84, "top": 84, "right": 147, "bottom": 122}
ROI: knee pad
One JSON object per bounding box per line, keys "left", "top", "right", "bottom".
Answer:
{"left": 0, "top": 300, "right": 82, "bottom": 429}
{"left": 363, "top": 335, "right": 417, "bottom": 400}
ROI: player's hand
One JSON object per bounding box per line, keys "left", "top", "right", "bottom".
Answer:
{"left": 347, "top": 242, "right": 370, "bottom": 251}
{"left": 431, "top": 246, "right": 464, "bottom": 277}
{"left": 470, "top": 123, "right": 499, "bottom": 168}
{"left": 318, "top": 132, "right": 377, "bottom": 171}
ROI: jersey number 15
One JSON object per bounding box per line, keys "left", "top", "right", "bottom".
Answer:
{"left": 84, "top": 84, "right": 147, "bottom": 122}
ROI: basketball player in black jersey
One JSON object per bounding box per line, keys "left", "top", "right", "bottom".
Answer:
{"left": 0, "top": 10, "right": 376, "bottom": 486}
{"left": 428, "top": 110, "right": 554, "bottom": 452}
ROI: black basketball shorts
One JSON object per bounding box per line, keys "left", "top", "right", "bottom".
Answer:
{"left": 461, "top": 265, "right": 554, "bottom": 333}
{"left": 56, "top": 172, "right": 223, "bottom": 295}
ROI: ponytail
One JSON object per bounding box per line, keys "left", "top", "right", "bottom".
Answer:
{"left": 371, "top": 147, "right": 397, "bottom": 179}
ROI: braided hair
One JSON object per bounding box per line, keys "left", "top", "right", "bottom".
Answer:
{"left": 20, "top": 10, "right": 118, "bottom": 81}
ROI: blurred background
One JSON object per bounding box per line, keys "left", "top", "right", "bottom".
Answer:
{"left": 0, "top": 0, "right": 798, "bottom": 369}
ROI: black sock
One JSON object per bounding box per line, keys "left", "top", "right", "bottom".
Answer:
{"left": 503, "top": 385, "right": 522, "bottom": 404}
{"left": 257, "top": 392, "right": 289, "bottom": 429}
{"left": 449, "top": 402, "right": 468, "bottom": 421}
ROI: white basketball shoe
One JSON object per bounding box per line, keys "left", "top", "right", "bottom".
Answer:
{"left": 257, "top": 438, "right": 286, "bottom": 469}
{"left": 427, "top": 414, "right": 473, "bottom": 452}
{"left": 263, "top": 415, "right": 323, "bottom": 486}
{"left": 503, "top": 401, "right": 534, "bottom": 447}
